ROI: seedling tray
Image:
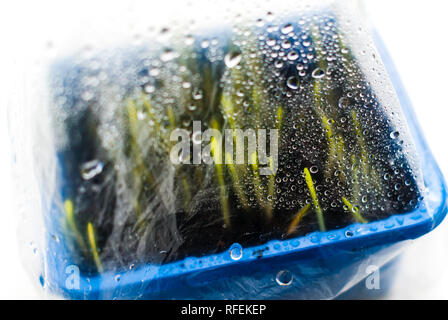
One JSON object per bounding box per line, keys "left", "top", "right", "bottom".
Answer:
{"left": 40, "top": 16, "right": 447, "bottom": 299}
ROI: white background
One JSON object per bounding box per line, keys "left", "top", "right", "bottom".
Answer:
{"left": 0, "top": 0, "right": 447, "bottom": 299}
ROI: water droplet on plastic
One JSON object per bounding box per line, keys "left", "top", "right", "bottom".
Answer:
{"left": 276, "top": 270, "right": 293, "bottom": 286}
{"left": 201, "top": 40, "right": 210, "bottom": 49}
{"left": 338, "top": 97, "right": 350, "bottom": 109}
{"left": 161, "top": 48, "right": 177, "bottom": 62}
{"left": 149, "top": 68, "right": 160, "bottom": 77}
{"left": 286, "top": 76, "right": 299, "bottom": 90}
{"left": 281, "top": 39, "right": 292, "bottom": 49}
{"left": 274, "top": 60, "right": 284, "bottom": 69}
{"left": 80, "top": 160, "right": 104, "bottom": 180}
{"left": 390, "top": 131, "right": 400, "bottom": 139}
{"left": 182, "top": 82, "right": 191, "bottom": 89}
{"left": 144, "top": 84, "right": 155, "bottom": 93}
{"left": 229, "top": 243, "right": 243, "bottom": 261}
{"left": 312, "top": 68, "right": 325, "bottom": 79}
{"left": 281, "top": 23, "right": 294, "bottom": 34}
{"left": 192, "top": 89, "right": 203, "bottom": 100}
{"left": 287, "top": 51, "right": 299, "bottom": 61}
{"left": 137, "top": 110, "right": 146, "bottom": 120}
{"left": 345, "top": 230, "right": 354, "bottom": 237}
{"left": 185, "top": 34, "right": 194, "bottom": 45}
{"left": 224, "top": 51, "right": 242, "bottom": 68}
{"left": 266, "top": 38, "right": 276, "bottom": 46}
{"left": 303, "top": 40, "right": 311, "bottom": 47}
{"left": 81, "top": 91, "right": 94, "bottom": 101}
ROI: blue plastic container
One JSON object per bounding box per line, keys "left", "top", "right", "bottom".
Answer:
{"left": 40, "top": 22, "right": 447, "bottom": 300}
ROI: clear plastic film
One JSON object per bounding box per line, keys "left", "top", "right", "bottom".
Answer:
{"left": 8, "top": 0, "right": 446, "bottom": 299}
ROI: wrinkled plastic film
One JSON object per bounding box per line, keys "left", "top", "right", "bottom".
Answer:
{"left": 9, "top": 0, "right": 445, "bottom": 299}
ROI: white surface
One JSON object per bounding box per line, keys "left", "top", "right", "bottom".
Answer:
{"left": 0, "top": 0, "right": 447, "bottom": 299}
{"left": 0, "top": 70, "right": 40, "bottom": 299}
{"left": 364, "top": 0, "right": 448, "bottom": 299}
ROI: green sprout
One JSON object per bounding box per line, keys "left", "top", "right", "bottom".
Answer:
{"left": 210, "top": 121, "right": 231, "bottom": 227}
{"left": 226, "top": 152, "right": 249, "bottom": 209}
{"left": 287, "top": 203, "right": 311, "bottom": 235}
{"left": 250, "top": 150, "right": 266, "bottom": 212}
{"left": 87, "top": 222, "right": 103, "bottom": 273}
{"left": 64, "top": 199, "right": 87, "bottom": 255}
{"left": 266, "top": 156, "right": 276, "bottom": 221}
{"left": 342, "top": 197, "right": 367, "bottom": 224}
{"left": 304, "top": 167, "right": 326, "bottom": 232}
{"left": 58, "top": 15, "right": 419, "bottom": 273}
